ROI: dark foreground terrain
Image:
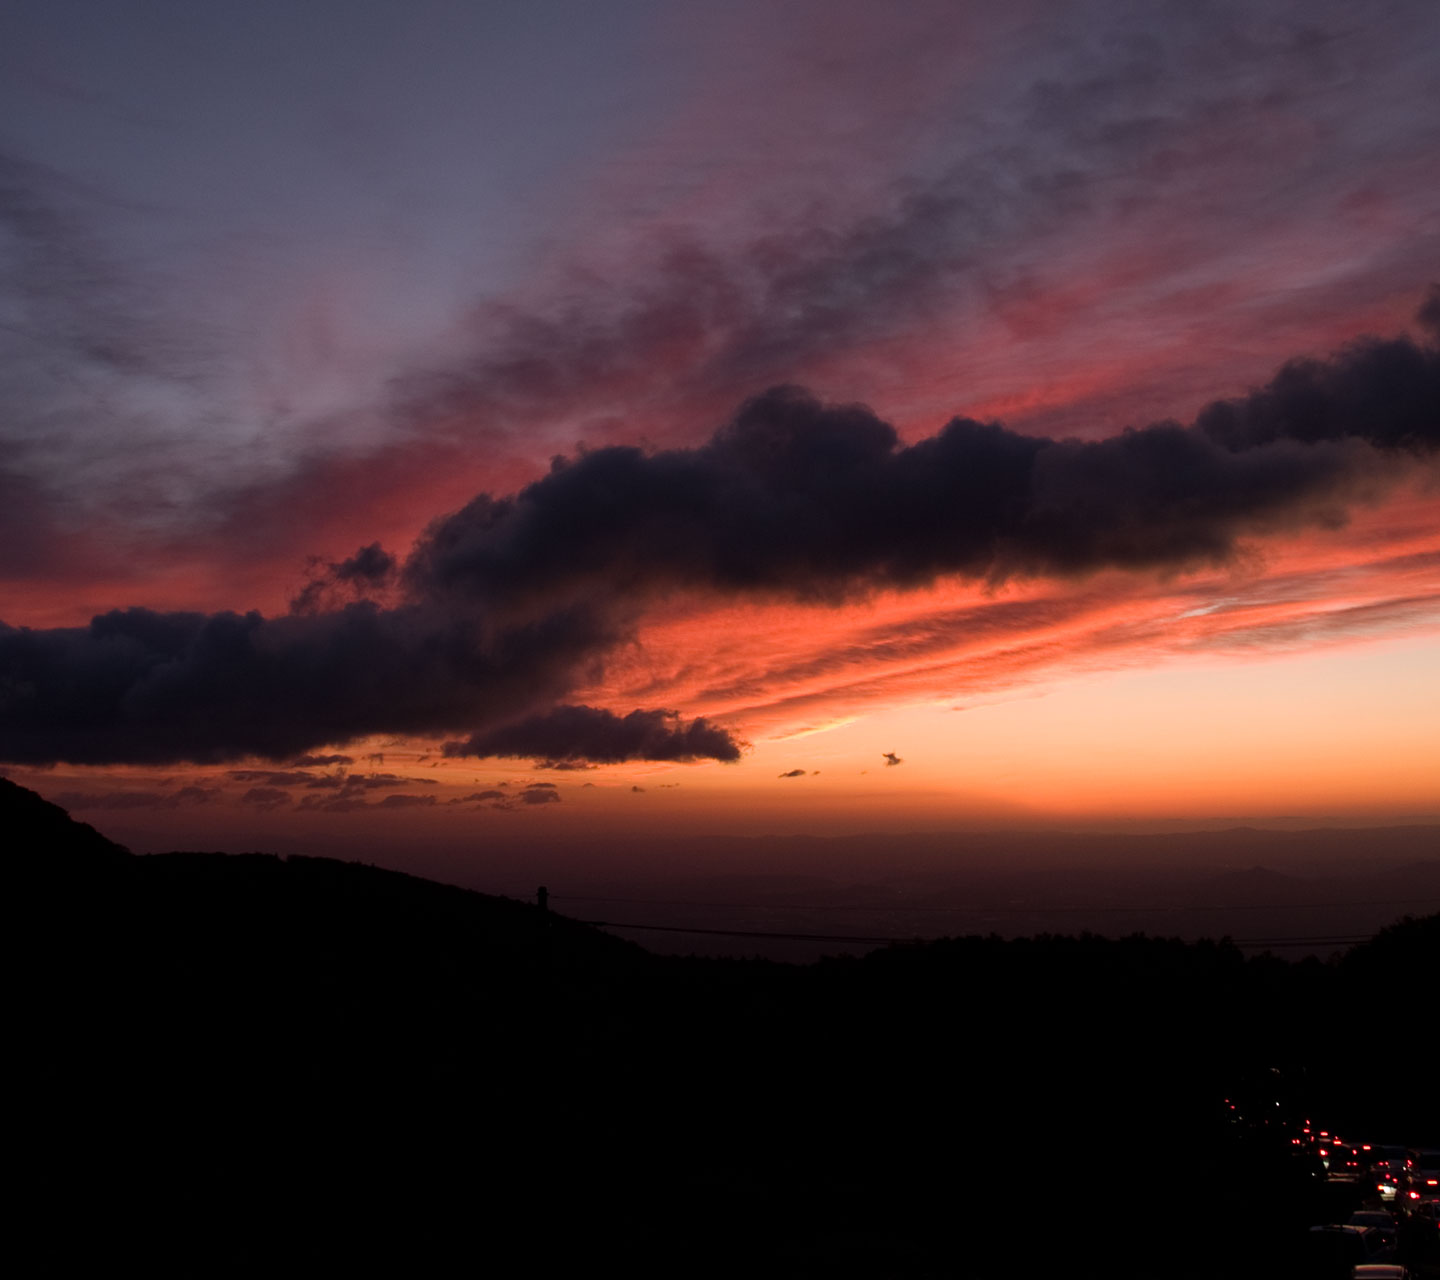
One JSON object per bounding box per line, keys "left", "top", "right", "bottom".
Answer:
{"left": 10, "top": 778, "right": 1437, "bottom": 1277}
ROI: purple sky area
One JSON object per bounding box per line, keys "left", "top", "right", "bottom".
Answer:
{"left": 2, "top": 1, "right": 1438, "bottom": 875}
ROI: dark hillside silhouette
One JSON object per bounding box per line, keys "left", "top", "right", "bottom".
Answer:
{"left": 4, "top": 774, "right": 131, "bottom": 869}
{"left": 9, "top": 779, "right": 1436, "bottom": 1278}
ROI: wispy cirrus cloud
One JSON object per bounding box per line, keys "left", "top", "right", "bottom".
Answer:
{"left": 668, "top": 526, "right": 1440, "bottom": 738}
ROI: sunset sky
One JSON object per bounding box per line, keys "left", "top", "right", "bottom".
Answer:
{"left": 3, "top": 0, "right": 1438, "bottom": 869}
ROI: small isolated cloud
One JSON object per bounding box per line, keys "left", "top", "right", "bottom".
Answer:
{"left": 450, "top": 783, "right": 560, "bottom": 811}
{"left": 296, "top": 795, "right": 367, "bottom": 813}
{"left": 883, "top": 752, "right": 903, "bottom": 767}
{"left": 173, "top": 786, "right": 219, "bottom": 804}
{"left": 449, "top": 789, "right": 508, "bottom": 804}
{"left": 778, "top": 768, "right": 807, "bottom": 778}
{"left": 631, "top": 784, "right": 646, "bottom": 792}
{"left": 444, "top": 705, "right": 742, "bottom": 766}
{"left": 376, "top": 793, "right": 437, "bottom": 809}
{"left": 239, "top": 787, "right": 291, "bottom": 811}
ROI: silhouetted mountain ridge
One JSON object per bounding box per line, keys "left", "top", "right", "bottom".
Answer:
{"left": 12, "top": 778, "right": 1437, "bottom": 1278}
{"left": 3, "top": 774, "right": 131, "bottom": 870}
{"left": 4, "top": 775, "right": 645, "bottom": 972}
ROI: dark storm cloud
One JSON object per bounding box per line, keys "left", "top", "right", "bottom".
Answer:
{"left": 410, "top": 323, "right": 1439, "bottom": 610}
{"left": 290, "top": 542, "right": 399, "bottom": 614}
{"left": 1417, "top": 284, "right": 1440, "bottom": 339}
{"left": 333, "top": 543, "right": 397, "bottom": 584}
{"left": 1195, "top": 334, "right": 1440, "bottom": 453}
{"left": 0, "top": 599, "right": 620, "bottom": 765}
{"left": 441, "top": 705, "right": 743, "bottom": 766}
{"left": 2, "top": 314, "right": 1438, "bottom": 767}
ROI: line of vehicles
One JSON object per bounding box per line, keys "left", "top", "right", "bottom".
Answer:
{"left": 1310, "top": 1131, "right": 1440, "bottom": 1206}
{"left": 1295, "top": 1125, "right": 1440, "bottom": 1279}
{"left": 1218, "top": 1089, "right": 1438, "bottom": 1278}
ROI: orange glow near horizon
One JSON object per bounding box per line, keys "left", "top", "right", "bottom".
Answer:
{"left": 12, "top": 482, "right": 1438, "bottom": 851}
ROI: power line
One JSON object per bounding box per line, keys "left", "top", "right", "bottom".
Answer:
{"left": 580, "top": 918, "right": 908, "bottom": 944}
{"left": 1229, "top": 935, "right": 1376, "bottom": 949}
{"left": 581, "top": 917, "right": 1382, "bottom": 950}
{"left": 553, "top": 893, "right": 1440, "bottom": 916}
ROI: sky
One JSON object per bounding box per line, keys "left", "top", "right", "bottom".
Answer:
{"left": 2, "top": 0, "right": 1439, "bottom": 871}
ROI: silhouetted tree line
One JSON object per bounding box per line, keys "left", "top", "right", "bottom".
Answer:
{"left": 8, "top": 778, "right": 1436, "bottom": 1277}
